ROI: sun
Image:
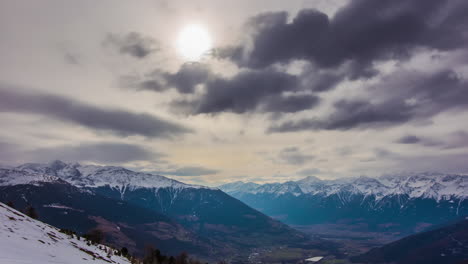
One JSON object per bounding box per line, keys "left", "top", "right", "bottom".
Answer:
{"left": 177, "top": 24, "right": 212, "bottom": 61}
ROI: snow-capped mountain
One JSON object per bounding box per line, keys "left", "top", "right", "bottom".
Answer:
{"left": 0, "top": 161, "right": 311, "bottom": 260}
{"left": 219, "top": 173, "right": 468, "bottom": 233}
{"left": 0, "top": 167, "right": 63, "bottom": 186}
{"left": 221, "top": 172, "right": 468, "bottom": 201}
{"left": 0, "top": 202, "right": 131, "bottom": 264}
{"left": 8, "top": 160, "right": 209, "bottom": 191}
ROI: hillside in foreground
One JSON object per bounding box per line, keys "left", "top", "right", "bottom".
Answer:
{"left": 0, "top": 201, "right": 131, "bottom": 264}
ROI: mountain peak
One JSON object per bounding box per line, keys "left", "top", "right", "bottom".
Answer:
{"left": 2, "top": 162, "right": 213, "bottom": 191}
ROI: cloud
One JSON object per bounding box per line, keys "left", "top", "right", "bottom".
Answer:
{"left": 0, "top": 142, "right": 21, "bottom": 164}
{"left": 269, "top": 69, "right": 468, "bottom": 132}
{"left": 124, "top": 0, "right": 468, "bottom": 118}
{"left": 171, "top": 67, "right": 320, "bottom": 114}
{"left": 394, "top": 152, "right": 468, "bottom": 173}
{"left": 269, "top": 99, "right": 413, "bottom": 132}
{"left": 155, "top": 166, "right": 219, "bottom": 177}
{"left": 26, "top": 142, "right": 162, "bottom": 163}
{"left": 222, "top": 0, "right": 468, "bottom": 76}
{"left": 0, "top": 85, "right": 191, "bottom": 138}
{"left": 127, "top": 63, "right": 212, "bottom": 94}
{"left": 278, "top": 147, "right": 314, "bottom": 165}
{"left": 104, "top": 32, "right": 159, "bottom": 59}
{"left": 64, "top": 52, "right": 80, "bottom": 65}
{"left": 397, "top": 135, "right": 422, "bottom": 144}
{"left": 397, "top": 131, "right": 468, "bottom": 149}
{"left": 124, "top": 61, "right": 322, "bottom": 114}
{"left": 0, "top": 141, "right": 161, "bottom": 164}
{"left": 297, "top": 168, "right": 321, "bottom": 176}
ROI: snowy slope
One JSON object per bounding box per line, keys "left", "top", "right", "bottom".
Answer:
{"left": 0, "top": 168, "right": 62, "bottom": 186}
{"left": 0, "top": 202, "right": 130, "bottom": 264}
{"left": 220, "top": 172, "right": 468, "bottom": 201}
{"left": 1, "top": 161, "right": 211, "bottom": 192}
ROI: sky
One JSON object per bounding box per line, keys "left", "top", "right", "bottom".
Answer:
{"left": 1, "top": 0, "right": 468, "bottom": 186}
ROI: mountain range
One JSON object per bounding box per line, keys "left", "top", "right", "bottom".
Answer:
{"left": 219, "top": 173, "right": 468, "bottom": 234}
{"left": 0, "top": 161, "right": 322, "bottom": 262}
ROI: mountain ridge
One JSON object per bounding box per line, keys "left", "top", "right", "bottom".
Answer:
{"left": 0, "top": 160, "right": 319, "bottom": 261}
{"left": 218, "top": 172, "right": 468, "bottom": 234}
{"left": 220, "top": 172, "right": 468, "bottom": 202}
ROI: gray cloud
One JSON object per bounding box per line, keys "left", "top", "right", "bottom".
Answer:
{"left": 27, "top": 142, "right": 162, "bottom": 164}
{"left": 172, "top": 68, "right": 320, "bottom": 114}
{"left": 222, "top": 0, "right": 468, "bottom": 76}
{"left": 0, "top": 141, "right": 161, "bottom": 164}
{"left": 278, "top": 147, "right": 314, "bottom": 165}
{"left": 397, "top": 135, "right": 422, "bottom": 144}
{"left": 269, "top": 69, "right": 468, "bottom": 133}
{"left": 297, "top": 168, "right": 321, "bottom": 176}
{"left": 0, "top": 85, "right": 191, "bottom": 138}
{"left": 125, "top": 61, "right": 322, "bottom": 114}
{"left": 155, "top": 166, "right": 220, "bottom": 177}
{"left": 128, "top": 63, "right": 212, "bottom": 94}
{"left": 64, "top": 52, "right": 80, "bottom": 65}
{"left": 269, "top": 99, "right": 413, "bottom": 132}
{"left": 0, "top": 142, "right": 20, "bottom": 164}
{"left": 104, "top": 32, "right": 159, "bottom": 59}
{"left": 397, "top": 131, "right": 468, "bottom": 149}
{"left": 394, "top": 152, "right": 468, "bottom": 173}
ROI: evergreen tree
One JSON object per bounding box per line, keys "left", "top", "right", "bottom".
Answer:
{"left": 121, "top": 247, "right": 129, "bottom": 257}
{"left": 83, "top": 229, "right": 104, "bottom": 244}
{"left": 25, "top": 206, "right": 39, "bottom": 219}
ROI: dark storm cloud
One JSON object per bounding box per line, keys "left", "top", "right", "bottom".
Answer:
{"left": 260, "top": 94, "right": 319, "bottom": 113}
{"left": 104, "top": 32, "right": 159, "bottom": 59}
{"left": 223, "top": 0, "right": 468, "bottom": 75}
{"left": 278, "top": 147, "right": 314, "bottom": 165}
{"left": 0, "top": 86, "right": 191, "bottom": 138}
{"left": 156, "top": 166, "right": 220, "bottom": 177}
{"left": 121, "top": 1, "right": 468, "bottom": 120}
{"left": 269, "top": 69, "right": 468, "bottom": 133}
{"left": 124, "top": 60, "right": 323, "bottom": 114}
{"left": 169, "top": 67, "right": 320, "bottom": 114}
{"left": 269, "top": 99, "right": 414, "bottom": 132}
{"left": 303, "top": 70, "right": 345, "bottom": 92}
{"left": 27, "top": 142, "right": 162, "bottom": 164}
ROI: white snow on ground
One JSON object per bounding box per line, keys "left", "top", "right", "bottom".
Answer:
{"left": 305, "top": 256, "right": 324, "bottom": 262}
{"left": 0, "top": 202, "right": 131, "bottom": 264}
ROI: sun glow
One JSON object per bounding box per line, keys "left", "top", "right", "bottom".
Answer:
{"left": 177, "top": 24, "right": 212, "bottom": 61}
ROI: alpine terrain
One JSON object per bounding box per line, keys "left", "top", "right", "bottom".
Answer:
{"left": 220, "top": 173, "right": 468, "bottom": 235}
{"left": 0, "top": 161, "right": 322, "bottom": 262}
